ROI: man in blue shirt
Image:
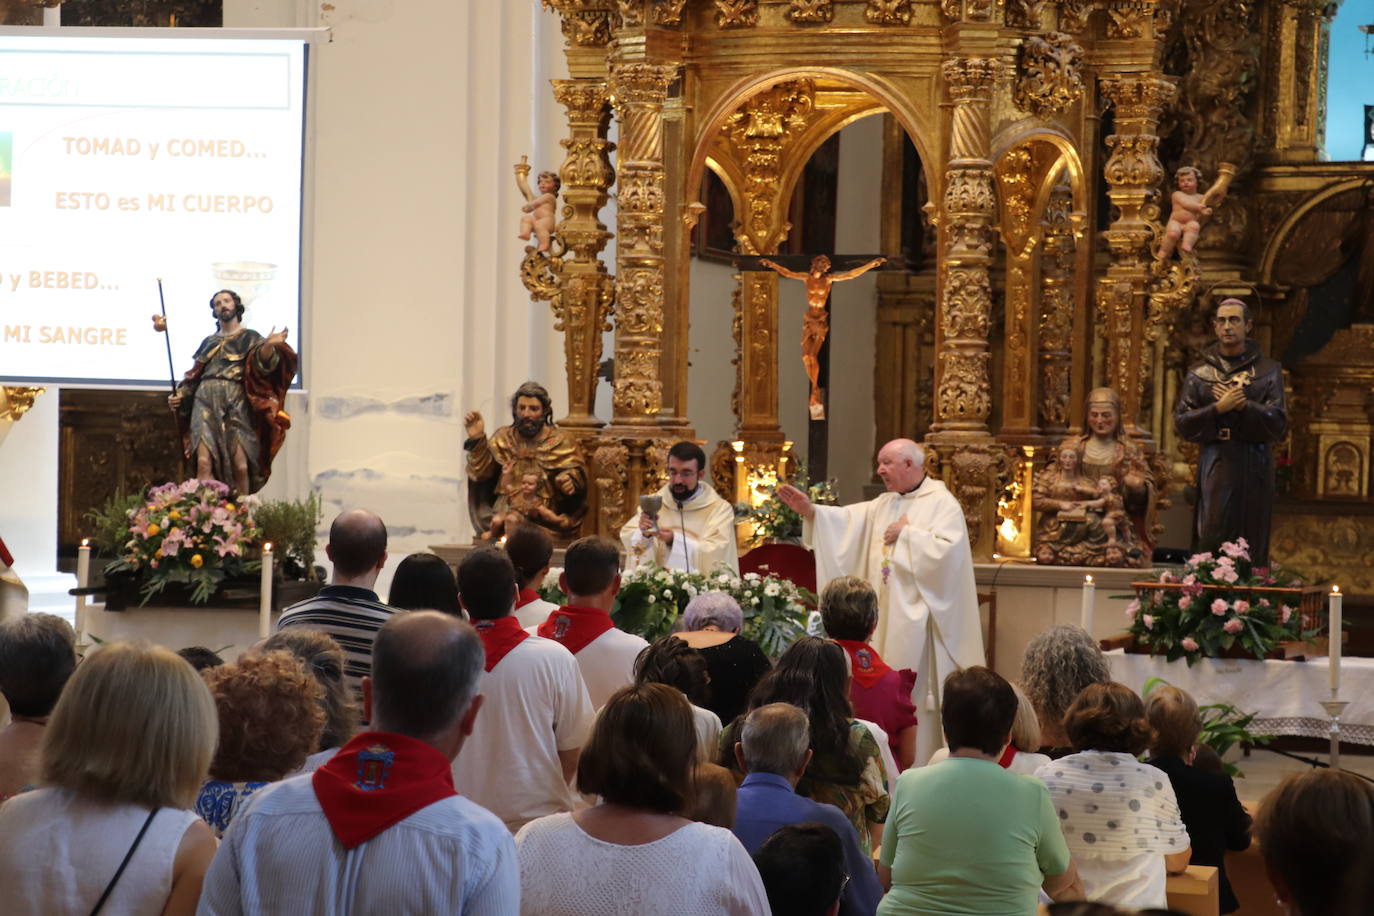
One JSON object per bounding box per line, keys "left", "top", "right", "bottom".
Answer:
{"left": 731, "top": 703, "right": 882, "bottom": 916}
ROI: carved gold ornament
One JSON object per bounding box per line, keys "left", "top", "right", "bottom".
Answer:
{"left": 1014, "top": 33, "right": 1085, "bottom": 118}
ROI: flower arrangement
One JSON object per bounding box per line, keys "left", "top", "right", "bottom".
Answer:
{"left": 1126, "top": 537, "right": 1321, "bottom": 665}
{"left": 102, "top": 479, "right": 263, "bottom": 605}
{"left": 538, "top": 563, "right": 813, "bottom": 657}
{"left": 736, "top": 462, "right": 837, "bottom": 544}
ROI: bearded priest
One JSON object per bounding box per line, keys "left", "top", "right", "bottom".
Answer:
{"left": 777, "top": 439, "right": 984, "bottom": 765}
{"left": 620, "top": 441, "right": 739, "bottom": 575}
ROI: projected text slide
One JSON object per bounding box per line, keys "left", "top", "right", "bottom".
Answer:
{"left": 0, "top": 35, "right": 306, "bottom": 386}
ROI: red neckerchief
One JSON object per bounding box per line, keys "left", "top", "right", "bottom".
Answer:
{"left": 834, "top": 639, "right": 893, "bottom": 690}
{"left": 997, "top": 745, "right": 1018, "bottom": 769}
{"left": 0, "top": 537, "right": 11, "bottom": 568}
{"left": 537, "top": 604, "right": 615, "bottom": 655}
{"left": 312, "top": 731, "right": 457, "bottom": 850}
{"left": 474, "top": 616, "right": 531, "bottom": 672}
{"left": 515, "top": 587, "right": 541, "bottom": 609}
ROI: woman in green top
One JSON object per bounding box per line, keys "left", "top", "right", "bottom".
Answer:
{"left": 877, "top": 667, "right": 1082, "bottom": 915}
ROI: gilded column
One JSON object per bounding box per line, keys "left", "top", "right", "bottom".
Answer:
{"left": 929, "top": 57, "right": 1005, "bottom": 555}
{"left": 1095, "top": 75, "right": 1175, "bottom": 438}
{"left": 1261, "top": 0, "right": 1339, "bottom": 164}
{"left": 1038, "top": 181, "right": 1076, "bottom": 439}
{"left": 551, "top": 79, "right": 616, "bottom": 430}
{"left": 607, "top": 62, "right": 675, "bottom": 428}
{"left": 931, "top": 57, "right": 998, "bottom": 437}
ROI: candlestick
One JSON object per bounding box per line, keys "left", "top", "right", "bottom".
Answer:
{"left": 259, "top": 543, "right": 274, "bottom": 639}
{"left": 1080, "top": 574, "right": 1095, "bottom": 636}
{"left": 1329, "top": 585, "right": 1342, "bottom": 694}
{"left": 75, "top": 538, "right": 91, "bottom": 643}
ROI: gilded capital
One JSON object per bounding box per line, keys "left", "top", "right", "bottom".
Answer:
{"left": 942, "top": 58, "right": 999, "bottom": 100}
{"left": 552, "top": 80, "right": 611, "bottom": 121}
{"left": 1099, "top": 76, "right": 1176, "bottom": 122}
{"left": 544, "top": 0, "right": 620, "bottom": 47}
{"left": 608, "top": 62, "right": 676, "bottom": 107}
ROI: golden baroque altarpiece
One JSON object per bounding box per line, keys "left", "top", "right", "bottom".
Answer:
{"left": 524, "top": 0, "right": 1373, "bottom": 594}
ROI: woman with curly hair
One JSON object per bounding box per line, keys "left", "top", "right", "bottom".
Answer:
{"left": 1021, "top": 624, "right": 1112, "bottom": 754}
{"left": 677, "top": 591, "right": 772, "bottom": 726}
{"left": 194, "top": 650, "right": 325, "bottom": 837}
{"left": 262, "top": 628, "right": 359, "bottom": 773}
{"left": 719, "top": 635, "right": 889, "bottom": 855}
{"left": 1035, "top": 682, "right": 1190, "bottom": 909}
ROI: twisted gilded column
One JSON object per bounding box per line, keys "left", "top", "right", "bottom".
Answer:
{"left": 551, "top": 79, "right": 616, "bottom": 429}
{"left": 1096, "top": 75, "right": 1175, "bottom": 438}
{"left": 931, "top": 57, "right": 998, "bottom": 437}
{"left": 929, "top": 57, "right": 1005, "bottom": 555}
{"left": 607, "top": 62, "right": 674, "bottom": 428}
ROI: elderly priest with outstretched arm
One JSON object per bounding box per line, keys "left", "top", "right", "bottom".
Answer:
{"left": 777, "top": 438, "right": 984, "bottom": 765}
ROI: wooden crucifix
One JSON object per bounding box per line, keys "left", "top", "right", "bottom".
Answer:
{"left": 757, "top": 254, "right": 885, "bottom": 421}
{"left": 740, "top": 252, "right": 890, "bottom": 482}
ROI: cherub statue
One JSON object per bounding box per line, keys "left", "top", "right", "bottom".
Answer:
{"left": 1156, "top": 163, "right": 1237, "bottom": 261}
{"left": 515, "top": 157, "right": 560, "bottom": 254}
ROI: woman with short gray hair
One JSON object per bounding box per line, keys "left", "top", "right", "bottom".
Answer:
{"left": 676, "top": 592, "right": 771, "bottom": 726}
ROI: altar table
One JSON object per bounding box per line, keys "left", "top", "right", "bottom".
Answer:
{"left": 1106, "top": 649, "right": 1374, "bottom": 746}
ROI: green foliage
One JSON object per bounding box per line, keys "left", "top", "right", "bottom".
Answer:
{"left": 536, "top": 563, "right": 813, "bottom": 658}
{"left": 1141, "top": 676, "right": 1274, "bottom": 778}
{"left": 85, "top": 490, "right": 144, "bottom": 557}
{"left": 254, "top": 491, "right": 323, "bottom": 581}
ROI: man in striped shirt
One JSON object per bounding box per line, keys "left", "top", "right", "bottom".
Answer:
{"left": 276, "top": 509, "right": 397, "bottom": 693}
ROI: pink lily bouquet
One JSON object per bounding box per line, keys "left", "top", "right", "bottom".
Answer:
{"left": 1126, "top": 537, "right": 1320, "bottom": 665}
{"left": 105, "top": 479, "right": 263, "bottom": 605}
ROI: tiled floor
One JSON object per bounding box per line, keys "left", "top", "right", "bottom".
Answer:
{"left": 1229, "top": 744, "right": 1374, "bottom": 803}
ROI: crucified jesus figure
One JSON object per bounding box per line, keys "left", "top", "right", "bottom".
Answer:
{"left": 759, "top": 254, "right": 885, "bottom": 419}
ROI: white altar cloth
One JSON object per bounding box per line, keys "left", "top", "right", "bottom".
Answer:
{"left": 1106, "top": 649, "right": 1374, "bottom": 746}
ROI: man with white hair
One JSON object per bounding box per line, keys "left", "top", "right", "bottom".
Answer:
{"left": 778, "top": 438, "right": 982, "bottom": 764}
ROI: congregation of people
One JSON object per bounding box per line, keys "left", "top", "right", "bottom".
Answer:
{"left": 0, "top": 507, "right": 1371, "bottom": 915}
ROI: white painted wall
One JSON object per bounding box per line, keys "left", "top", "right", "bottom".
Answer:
{"left": 828, "top": 114, "right": 882, "bottom": 501}
{"left": 221, "top": 0, "right": 569, "bottom": 595}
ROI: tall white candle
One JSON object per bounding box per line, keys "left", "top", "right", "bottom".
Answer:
{"left": 259, "top": 543, "right": 274, "bottom": 640}
{"left": 1080, "top": 574, "right": 1095, "bottom": 636}
{"left": 1329, "top": 585, "right": 1342, "bottom": 694}
{"left": 75, "top": 538, "right": 91, "bottom": 642}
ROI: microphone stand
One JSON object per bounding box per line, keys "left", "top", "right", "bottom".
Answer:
{"left": 675, "top": 496, "right": 691, "bottom": 573}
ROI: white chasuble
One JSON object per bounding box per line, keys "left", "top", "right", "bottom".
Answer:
{"left": 619, "top": 483, "right": 740, "bottom": 575}
{"left": 804, "top": 478, "right": 984, "bottom": 683}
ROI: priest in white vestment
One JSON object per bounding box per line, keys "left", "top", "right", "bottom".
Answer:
{"left": 778, "top": 438, "right": 984, "bottom": 765}
{"left": 620, "top": 442, "right": 740, "bottom": 575}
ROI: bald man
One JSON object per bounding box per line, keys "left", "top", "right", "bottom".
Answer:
{"left": 277, "top": 509, "right": 398, "bottom": 693}
{"left": 201, "top": 612, "right": 520, "bottom": 913}
{"left": 779, "top": 440, "right": 983, "bottom": 765}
